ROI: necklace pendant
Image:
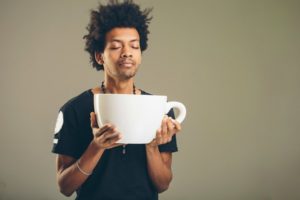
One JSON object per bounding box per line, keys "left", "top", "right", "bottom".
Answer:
{"left": 100, "top": 81, "right": 135, "bottom": 156}
{"left": 122, "top": 144, "right": 126, "bottom": 154}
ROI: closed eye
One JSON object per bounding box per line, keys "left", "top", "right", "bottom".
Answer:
{"left": 110, "top": 47, "right": 121, "bottom": 50}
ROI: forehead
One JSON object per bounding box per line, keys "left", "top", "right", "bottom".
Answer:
{"left": 105, "top": 28, "right": 140, "bottom": 42}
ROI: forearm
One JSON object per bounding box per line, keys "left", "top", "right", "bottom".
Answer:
{"left": 146, "top": 145, "right": 172, "bottom": 193}
{"left": 58, "top": 141, "right": 105, "bottom": 196}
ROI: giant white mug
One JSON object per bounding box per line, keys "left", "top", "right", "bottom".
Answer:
{"left": 94, "top": 94, "right": 186, "bottom": 144}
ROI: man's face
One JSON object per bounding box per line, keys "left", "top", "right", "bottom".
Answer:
{"left": 98, "top": 28, "right": 142, "bottom": 81}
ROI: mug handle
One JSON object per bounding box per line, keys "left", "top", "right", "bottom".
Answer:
{"left": 165, "top": 101, "right": 186, "bottom": 123}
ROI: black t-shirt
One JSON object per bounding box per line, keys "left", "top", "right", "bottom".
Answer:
{"left": 52, "top": 89, "right": 178, "bottom": 200}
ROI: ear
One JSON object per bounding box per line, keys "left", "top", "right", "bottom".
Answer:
{"left": 95, "top": 52, "right": 104, "bottom": 65}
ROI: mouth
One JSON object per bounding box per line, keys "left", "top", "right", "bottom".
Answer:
{"left": 118, "top": 59, "right": 135, "bottom": 68}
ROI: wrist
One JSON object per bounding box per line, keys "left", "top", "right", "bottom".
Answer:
{"left": 146, "top": 143, "right": 159, "bottom": 153}
{"left": 90, "top": 139, "right": 106, "bottom": 153}
{"left": 76, "top": 160, "right": 92, "bottom": 176}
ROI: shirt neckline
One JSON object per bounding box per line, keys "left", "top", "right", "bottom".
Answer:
{"left": 87, "top": 88, "right": 147, "bottom": 96}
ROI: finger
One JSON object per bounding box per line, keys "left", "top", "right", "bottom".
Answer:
{"left": 102, "top": 127, "right": 121, "bottom": 140}
{"left": 161, "top": 116, "right": 168, "bottom": 136}
{"left": 166, "top": 117, "right": 175, "bottom": 140}
{"left": 105, "top": 133, "right": 122, "bottom": 146}
{"left": 167, "top": 117, "right": 175, "bottom": 132}
{"left": 159, "top": 116, "right": 168, "bottom": 144}
{"left": 104, "top": 131, "right": 121, "bottom": 141}
{"left": 169, "top": 118, "right": 181, "bottom": 131}
{"left": 90, "top": 112, "right": 98, "bottom": 128}
{"left": 107, "top": 143, "right": 123, "bottom": 149}
{"left": 162, "top": 137, "right": 168, "bottom": 144}
{"left": 168, "top": 117, "right": 176, "bottom": 128}
{"left": 173, "top": 120, "right": 182, "bottom": 132}
{"left": 162, "top": 128, "right": 169, "bottom": 144}
{"left": 156, "top": 128, "right": 163, "bottom": 144}
{"left": 95, "top": 124, "right": 114, "bottom": 137}
{"left": 148, "top": 138, "right": 157, "bottom": 145}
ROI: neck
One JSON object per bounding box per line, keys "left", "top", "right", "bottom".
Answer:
{"left": 103, "top": 76, "right": 134, "bottom": 94}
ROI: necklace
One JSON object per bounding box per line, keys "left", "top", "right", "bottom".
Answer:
{"left": 101, "top": 81, "right": 136, "bottom": 154}
{"left": 101, "top": 81, "right": 136, "bottom": 94}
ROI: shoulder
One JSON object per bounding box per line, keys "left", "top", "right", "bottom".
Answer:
{"left": 60, "top": 89, "right": 93, "bottom": 112}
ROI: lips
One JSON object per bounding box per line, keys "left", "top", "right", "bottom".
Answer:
{"left": 118, "top": 59, "right": 135, "bottom": 67}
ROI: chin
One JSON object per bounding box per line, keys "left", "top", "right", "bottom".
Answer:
{"left": 119, "top": 69, "right": 138, "bottom": 79}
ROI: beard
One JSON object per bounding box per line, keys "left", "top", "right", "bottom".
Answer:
{"left": 118, "top": 66, "right": 139, "bottom": 80}
{"left": 106, "top": 64, "right": 139, "bottom": 81}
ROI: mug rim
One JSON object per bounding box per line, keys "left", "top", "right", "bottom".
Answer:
{"left": 94, "top": 93, "right": 167, "bottom": 98}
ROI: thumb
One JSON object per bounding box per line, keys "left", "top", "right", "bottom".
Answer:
{"left": 90, "top": 112, "right": 99, "bottom": 128}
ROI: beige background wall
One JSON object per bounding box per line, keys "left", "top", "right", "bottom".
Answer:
{"left": 0, "top": 0, "right": 299, "bottom": 200}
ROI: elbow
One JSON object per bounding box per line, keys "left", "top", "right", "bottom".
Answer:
{"left": 59, "top": 185, "right": 74, "bottom": 197}
{"left": 157, "top": 184, "right": 170, "bottom": 193}
{"left": 157, "top": 176, "right": 172, "bottom": 193}
{"left": 58, "top": 178, "right": 75, "bottom": 197}
{"left": 60, "top": 189, "right": 73, "bottom": 197}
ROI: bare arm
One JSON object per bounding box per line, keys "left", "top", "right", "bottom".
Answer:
{"left": 146, "top": 147, "right": 173, "bottom": 193}
{"left": 146, "top": 115, "right": 181, "bottom": 193}
{"left": 56, "top": 141, "right": 104, "bottom": 196}
{"left": 56, "top": 112, "right": 122, "bottom": 196}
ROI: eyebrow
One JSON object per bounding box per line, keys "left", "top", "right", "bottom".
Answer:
{"left": 110, "top": 39, "right": 139, "bottom": 43}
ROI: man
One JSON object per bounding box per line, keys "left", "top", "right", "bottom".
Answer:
{"left": 52, "top": 1, "right": 182, "bottom": 199}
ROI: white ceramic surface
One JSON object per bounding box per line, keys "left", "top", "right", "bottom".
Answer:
{"left": 94, "top": 94, "right": 186, "bottom": 144}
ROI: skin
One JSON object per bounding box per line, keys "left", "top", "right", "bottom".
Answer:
{"left": 56, "top": 28, "right": 182, "bottom": 196}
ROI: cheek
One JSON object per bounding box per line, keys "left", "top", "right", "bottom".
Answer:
{"left": 136, "top": 52, "right": 142, "bottom": 65}
{"left": 137, "top": 58, "right": 141, "bottom": 65}
{"left": 104, "top": 52, "right": 119, "bottom": 64}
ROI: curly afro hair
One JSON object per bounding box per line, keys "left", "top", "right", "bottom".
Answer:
{"left": 83, "top": 0, "right": 153, "bottom": 71}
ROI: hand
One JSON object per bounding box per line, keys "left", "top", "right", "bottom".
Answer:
{"left": 90, "top": 112, "right": 123, "bottom": 150}
{"left": 147, "top": 115, "right": 182, "bottom": 148}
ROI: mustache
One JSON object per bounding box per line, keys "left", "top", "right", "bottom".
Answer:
{"left": 118, "top": 58, "right": 135, "bottom": 65}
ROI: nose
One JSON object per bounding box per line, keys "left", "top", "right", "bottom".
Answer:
{"left": 121, "top": 46, "right": 132, "bottom": 58}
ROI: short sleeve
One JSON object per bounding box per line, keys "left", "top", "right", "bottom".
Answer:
{"left": 158, "top": 108, "right": 178, "bottom": 153}
{"left": 52, "top": 104, "right": 81, "bottom": 159}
